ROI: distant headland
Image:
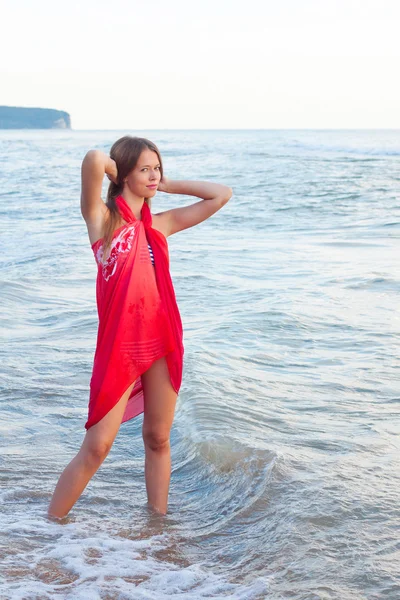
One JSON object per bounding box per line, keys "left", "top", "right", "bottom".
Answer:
{"left": 0, "top": 106, "right": 71, "bottom": 129}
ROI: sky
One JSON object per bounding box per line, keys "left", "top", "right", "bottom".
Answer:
{"left": 1, "top": 0, "right": 399, "bottom": 129}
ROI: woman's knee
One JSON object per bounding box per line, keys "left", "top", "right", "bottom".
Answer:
{"left": 80, "top": 381, "right": 137, "bottom": 467}
{"left": 142, "top": 428, "right": 170, "bottom": 452}
{"left": 80, "top": 436, "right": 114, "bottom": 467}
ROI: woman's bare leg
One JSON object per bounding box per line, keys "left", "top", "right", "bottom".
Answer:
{"left": 47, "top": 380, "right": 136, "bottom": 519}
{"left": 141, "top": 356, "right": 178, "bottom": 515}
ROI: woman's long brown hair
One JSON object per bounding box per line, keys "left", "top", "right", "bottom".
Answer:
{"left": 102, "top": 135, "right": 164, "bottom": 258}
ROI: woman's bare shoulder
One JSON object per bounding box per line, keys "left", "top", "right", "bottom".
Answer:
{"left": 151, "top": 212, "right": 170, "bottom": 238}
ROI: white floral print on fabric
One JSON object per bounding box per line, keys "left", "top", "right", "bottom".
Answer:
{"left": 95, "top": 225, "right": 136, "bottom": 281}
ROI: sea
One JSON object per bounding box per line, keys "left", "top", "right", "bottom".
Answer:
{"left": 0, "top": 129, "right": 399, "bottom": 599}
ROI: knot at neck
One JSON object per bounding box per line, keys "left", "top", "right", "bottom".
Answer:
{"left": 115, "top": 195, "right": 151, "bottom": 227}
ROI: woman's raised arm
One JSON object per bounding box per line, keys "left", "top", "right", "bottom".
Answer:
{"left": 80, "top": 150, "right": 117, "bottom": 223}
{"left": 156, "top": 179, "right": 233, "bottom": 237}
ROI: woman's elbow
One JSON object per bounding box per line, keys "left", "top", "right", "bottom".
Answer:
{"left": 221, "top": 186, "right": 233, "bottom": 205}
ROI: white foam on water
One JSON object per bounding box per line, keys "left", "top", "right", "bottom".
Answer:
{"left": 0, "top": 507, "right": 273, "bottom": 599}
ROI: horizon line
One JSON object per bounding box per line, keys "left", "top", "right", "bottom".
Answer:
{"left": 65, "top": 127, "right": 400, "bottom": 131}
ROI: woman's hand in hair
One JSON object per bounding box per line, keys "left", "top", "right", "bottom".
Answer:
{"left": 157, "top": 175, "right": 170, "bottom": 193}
{"left": 105, "top": 156, "right": 118, "bottom": 185}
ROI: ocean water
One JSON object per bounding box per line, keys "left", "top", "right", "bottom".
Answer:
{"left": 0, "top": 129, "right": 399, "bottom": 599}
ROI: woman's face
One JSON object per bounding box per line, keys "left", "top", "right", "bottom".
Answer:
{"left": 124, "top": 149, "right": 161, "bottom": 198}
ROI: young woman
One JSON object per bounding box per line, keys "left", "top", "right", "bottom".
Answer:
{"left": 47, "top": 135, "right": 232, "bottom": 519}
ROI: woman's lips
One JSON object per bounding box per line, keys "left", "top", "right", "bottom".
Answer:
{"left": 147, "top": 185, "right": 157, "bottom": 189}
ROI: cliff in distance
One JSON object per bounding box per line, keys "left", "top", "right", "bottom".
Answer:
{"left": 0, "top": 106, "right": 71, "bottom": 129}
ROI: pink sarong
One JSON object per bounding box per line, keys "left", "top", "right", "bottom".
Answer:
{"left": 85, "top": 194, "right": 184, "bottom": 430}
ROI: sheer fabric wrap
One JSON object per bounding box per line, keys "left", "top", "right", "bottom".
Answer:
{"left": 85, "top": 195, "right": 184, "bottom": 430}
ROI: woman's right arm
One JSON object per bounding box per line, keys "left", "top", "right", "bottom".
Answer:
{"left": 80, "top": 150, "right": 117, "bottom": 222}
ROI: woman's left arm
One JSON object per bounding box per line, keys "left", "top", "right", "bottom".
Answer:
{"left": 156, "top": 178, "right": 233, "bottom": 237}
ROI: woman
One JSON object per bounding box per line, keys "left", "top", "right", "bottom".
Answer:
{"left": 47, "top": 135, "right": 232, "bottom": 518}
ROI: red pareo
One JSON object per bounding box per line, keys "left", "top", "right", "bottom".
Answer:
{"left": 85, "top": 194, "right": 184, "bottom": 430}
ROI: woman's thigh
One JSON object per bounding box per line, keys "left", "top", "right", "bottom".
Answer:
{"left": 141, "top": 355, "right": 177, "bottom": 433}
{"left": 81, "top": 379, "right": 137, "bottom": 453}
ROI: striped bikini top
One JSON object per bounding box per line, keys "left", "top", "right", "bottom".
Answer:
{"left": 147, "top": 241, "right": 155, "bottom": 266}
